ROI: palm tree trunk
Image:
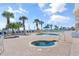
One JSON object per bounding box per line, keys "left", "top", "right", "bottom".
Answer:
{"left": 12, "top": 29, "right": 14, "bottom": 35}
{"left": 7, "top": 17, "right": 10, "bottom": 24}
{"left": 36, "top": 23, "right": 39, "bottom": 30}
{"left": 41, "top": 24, "right": 42, "bottom": 30}
{"left": 51, "top": 26, "right": 52, "bottom": 30}
{"left": 18, "top": 28, "right": 20, "bottom": 32}
{"left": 6, "top": 17, "right": 10, "bottom": 35}
{"left": 23, "top": 20, "right": 26, "bottom": 35}
{"left": 17, "top": 28, "right": 20, "bottom": 33}
{"left": 7, "top": 17, "right": 10, "bottom": 28}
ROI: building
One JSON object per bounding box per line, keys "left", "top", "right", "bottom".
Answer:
{"left": 73, "top": 3, "right": 79, "bottom": 31}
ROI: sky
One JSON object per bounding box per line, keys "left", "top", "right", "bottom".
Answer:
{"left": 0, "top": 3, "right": 75, "bottom": 30}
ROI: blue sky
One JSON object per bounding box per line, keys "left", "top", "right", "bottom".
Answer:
{"left": 0, "top": 3, "right": 75, "bottom": 30}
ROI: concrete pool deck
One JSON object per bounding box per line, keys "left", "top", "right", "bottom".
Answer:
{"left": 0, "top": 31, "right": 79, "bottom": 56}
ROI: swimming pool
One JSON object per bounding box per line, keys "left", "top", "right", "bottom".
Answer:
{"left": 31, "top": 40, "right": 57, "bottom": 47}
{"left": 36, "top": 33, "right": 59, "bottom": 37}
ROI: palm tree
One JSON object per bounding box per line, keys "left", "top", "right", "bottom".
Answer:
{"left": 33, "top": 19, "right": 40, "bottom": 31}
{"left": 54, "top": 25, "right": 59, "bottom": 30}
{"left": 7, "top": 23, "right": 16, "bottom": 34}
{"left": 19, "top": 16, "right": 28, "bottom": 35}
{"left": 45, "top": 24, "right": 52, "bottom": 30}
{"left": 70, "top": 27, "right": 75, "bottom": 31}
{"left": 16, "top": 22, "right": 22, "bottom": 31}
{"left": 39, "top": 21, "right": 44, "bottom": 30}
{"left": 7, "top": 22, "right": 22, "bottom": 34}
{"left": 50, "top": 24, "right": 53, "bottom": 30}
{"left": 2, "top": 11, "right": 14, "bottom": 30}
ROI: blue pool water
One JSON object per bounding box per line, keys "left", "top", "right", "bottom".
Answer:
{"left": 36, "top": 33, "right": 59, "bottom": 37}
{"left": 31, "top": 40, "right": 56, "bottom": 47}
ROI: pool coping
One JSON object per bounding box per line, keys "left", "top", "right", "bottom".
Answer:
{"left": 29, "top": 40, "right": 58, "bottom": 49}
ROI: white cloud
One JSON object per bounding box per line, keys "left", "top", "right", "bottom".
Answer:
{"left": 19, "top": 7, "right": 28, "bottom": 13}
{"left": 10, "top": 18, "right": 15, "bottom": 23}
{"left": 0, "top": 18, "right": 16, "bottom": 29}
{"left": 5, "top": 6, "right": 29, "bottom": 23}
{"left": 45, "top": 3, "right": 66, "bottom": 14}
{"left": 50, "top": 15, "right": 70, "bottom": 22}
{"left": 7, "top": 7, "right": 13, "bottom": 13}
{"left": 38, "top": 3, "right": 46, "bottom": 10}
{"left": 0, "top": 18, "right": 6, "bottom": 30}
{"left": 38, "top": 3, "right": 67, "bottom": 14}
{"left": 38, "top": 3, "right": 69, "bottom": 23}
{"left": 6, "top": 6, "right": 29, "bottom": 14}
